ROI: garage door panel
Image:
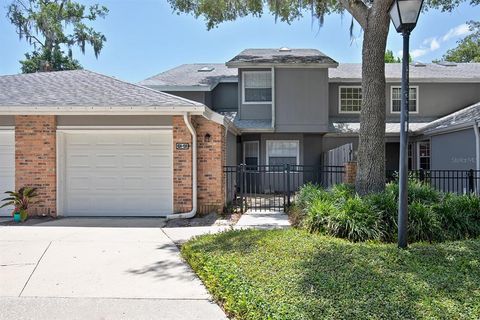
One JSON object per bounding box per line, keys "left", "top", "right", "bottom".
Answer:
{"left": 63, "top": 131, "right": 173, "bottom": 216}
{"left": 123, "top": 154, "right": 147, "bottom": 168}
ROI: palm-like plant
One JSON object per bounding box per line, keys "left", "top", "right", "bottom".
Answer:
{"left": 1, "top": 187, "right": 38, "bottom": 220}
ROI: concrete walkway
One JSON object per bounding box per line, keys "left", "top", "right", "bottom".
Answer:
{"left": 0, "top": 219, "right": 226, "bottom": 320}
{"left": 235, "top": 210, "right": 291, "bottom": 228}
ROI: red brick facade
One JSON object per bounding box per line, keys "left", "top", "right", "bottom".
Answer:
{"left": 195, "top": 116, "right": 226, "bottom": 214}
{"left": 172, "top": 115, "right": 193, "bottom": 213}
{"left": 344, "top": 161, "right": 357, "bottom": 184}
{"left": 15, "top": 115, "right": 57, "bottom": 216}
{"left": 172, "top": 115, "right": 226, "bottom": 214}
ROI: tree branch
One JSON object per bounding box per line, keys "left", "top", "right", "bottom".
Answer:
{"left": 338, "top": 0, "right": 368, "bottom": 30}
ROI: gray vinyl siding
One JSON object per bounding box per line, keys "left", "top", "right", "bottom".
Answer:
{"left": 238, "top": 68, "right": 272, "bottom": 120}
{"left": 0, "top": 116, "right": 14, "bottom": 126}
{"left": 303, "top": 134, "right": 323, "bottom": 165}
{"left": 212, "top": 83, "right": 238, "bottom": 111}
{"left": 57, "top": 115, "right": 173, "bottom": 126}
{"left": 431, "top": 128, "right": 476, "bottom": 170}
{"left": 275, "top": 68, "right": 329, "bottom": 132}
{"left": 386, "top": 142, "right": 400, "bottom": 171}
{"left": 329, "top": 82, "right": 480, "bottom": 121}
{"left": 164, "top": 91, "right": 211, "bottom": 107}
{"left": 226, "top": 131, "right": 238, "bottom": 166}
{"left": 321, "top": 136, "right": 359, "bottom": 154}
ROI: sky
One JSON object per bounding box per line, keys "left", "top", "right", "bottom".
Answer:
{"left": 0, "top": 0, "right": 479, "bottom": 83}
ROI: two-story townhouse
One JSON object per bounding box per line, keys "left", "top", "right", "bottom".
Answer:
{"left": 140, "top": 48, "right": 480, "bottom": 173}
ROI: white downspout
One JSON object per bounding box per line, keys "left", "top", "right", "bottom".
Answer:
{"left": 474, "top": 122, "right": 480, "bottom": 171}
{"left": 165, "top": 113, "right": 197, "bottom": 220}
{"left": 271, "top": 67, "right": 275, "bottom": 129}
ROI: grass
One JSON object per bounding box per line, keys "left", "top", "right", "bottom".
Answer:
{"left": 182, "top": 228, "right": 480, "bottom": 320}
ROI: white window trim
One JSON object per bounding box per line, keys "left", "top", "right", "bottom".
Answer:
{"left": 265, "top": 140, "right": 300, "bottom": 166}
{"left": 416, "top": 140, "right": 430, "bottom": 169}
{"left": 242, "top": 70, "right": 273, "bottom": 105}
{"left": 243, "top": 141, "right": 259, "bottom": 165}
{"left": 390, "top": 85, "right": 419, "bottom": 114}
{"left": 338, "top": 85, "right": 362, "bottom": 114}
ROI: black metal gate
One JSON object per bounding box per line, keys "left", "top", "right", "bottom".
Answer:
{"left": 225, "top": 165, "right": 345, "bottom": 212}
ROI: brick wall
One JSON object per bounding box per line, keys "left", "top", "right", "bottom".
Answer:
{"left": 15, "top": 115, "right": 56, "bottom": 217}
{"left": 172, "top": 115, "right": 226, "bottom": 214}
{"left": 344, "top": 161, "right": 357, "bottom": 184}
{"left": 195, "top": 116, "right": 225, "bottom": 214}
{"left": 173, "top": 115, "right": 193, "bottom": 213}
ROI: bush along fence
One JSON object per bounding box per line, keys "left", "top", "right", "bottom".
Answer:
{"left": 224, "top": 161, "right": 480, "bottom": 212}
{"left": 224, "top": 164, "right": 345, "bottom": 212}
{"left": 386, "top": 169, "right": 480, "bottom": 195}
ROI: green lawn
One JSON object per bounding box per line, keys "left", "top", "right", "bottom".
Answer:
{"left": 181, "top": 229, "right": 480, "bottom": 320}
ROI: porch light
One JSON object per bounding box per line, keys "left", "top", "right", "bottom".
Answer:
{"left": 389, "top": 0, "right": 424, "bottom": 249}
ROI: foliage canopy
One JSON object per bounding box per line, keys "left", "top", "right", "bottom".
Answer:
{"left": 7, "top": 0, "right": 108, "bottom": 73}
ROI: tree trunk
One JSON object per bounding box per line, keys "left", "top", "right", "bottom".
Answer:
{"left": 355, "top": 1, "right": 392, "bottom": 195}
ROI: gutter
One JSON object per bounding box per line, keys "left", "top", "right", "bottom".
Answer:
{"left": 0, "top": 105, "right": 206, "bottom": 115}
{"left": 164, "top": 113, "right": 197, "bottom": 220}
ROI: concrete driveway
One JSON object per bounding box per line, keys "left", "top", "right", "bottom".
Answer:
{"left": 0, "top": 218, "right": 227, "bottom": 320}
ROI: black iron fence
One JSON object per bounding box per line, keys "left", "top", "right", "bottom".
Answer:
{"left": 386, "top": 169, "right": 480, "bottom": 195}
{"left": 225, "top": 164, "right": 345, "bottom": 212}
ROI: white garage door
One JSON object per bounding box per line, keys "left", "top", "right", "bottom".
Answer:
{"left": 0, "top": 131, "right": 15, "bottom": 217}
{"left": 62, "top": 131, "right": 173, "bottom": 216}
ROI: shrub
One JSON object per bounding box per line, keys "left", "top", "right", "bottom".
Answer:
{"left": 296, "top": 183, "right": 326, "bottom": 209}
{"left": 434, "top": 193, "right": 480, "bottom": 240}
{"left": 295, "top": 181, "right": 480, "bottom": 243}
{"left": 287, "top": 204, "right": 304, "bottom": 227}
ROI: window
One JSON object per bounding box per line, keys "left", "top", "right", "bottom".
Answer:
{"left": 408, "top": 143, "right": 413, "bottom": 170}
{"left": 417, "top": 141, "right": 430, "bottom": 170}
{"left": 242, "top": 71, "right": 272, "bottom": 103}
{"left": 243, "top": 141, "right": 259, "bottom": 167}
{"left": 391, "top": 86, "right": 418, "bottom": 113}
{"left": 339, "top": 86, "right": 362, "bottom": 113}
{"left": 266, "top": 140, "right": 299, "bottom": 167}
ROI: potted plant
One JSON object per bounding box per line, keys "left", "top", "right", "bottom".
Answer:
{"left": 1, "top": 187, "right": 38, "bottom": 222}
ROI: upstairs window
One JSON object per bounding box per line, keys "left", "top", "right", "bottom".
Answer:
{"left": 339, "top": 86, "right": 362, "bottom": 113}
{"left": 242, "top": 71, "right": 272, "bottom": 104}
{"left": 391, "top": 86, "right": 418, "bottom": 113}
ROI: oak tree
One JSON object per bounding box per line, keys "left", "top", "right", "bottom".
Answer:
{"left": 7, "top": 0, "right": 108, "bottom": 73}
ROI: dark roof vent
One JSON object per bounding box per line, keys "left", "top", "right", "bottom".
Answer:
{"left": 279, "top": 47, "right": 292, "bottom": 52}
{"left": 412, "top": 61, "right": 426, "bottom": 67}
{"left": 198, "top": 66, "right": 215, "bottom": 72}
{"left": 436, "top": 61, "right": 457, "bottom": 67}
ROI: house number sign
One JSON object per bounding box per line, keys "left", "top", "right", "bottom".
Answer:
{"left": 176, "top": 143, "right": 190, "bottom": 150}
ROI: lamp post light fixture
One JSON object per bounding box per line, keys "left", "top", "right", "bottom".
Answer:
{"left": 389, "top": 0, "right": 424, "bottom": 249}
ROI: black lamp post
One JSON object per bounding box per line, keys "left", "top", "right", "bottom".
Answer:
{"left": 389, "top": 0, "right": 424, "bottom": 249}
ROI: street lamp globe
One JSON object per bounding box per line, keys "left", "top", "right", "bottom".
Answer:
{"left": 389, "top": 0, "right": 424, "bottom": 33}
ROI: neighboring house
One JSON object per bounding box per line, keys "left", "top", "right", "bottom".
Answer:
{"left": 140, "top": 48, "right": 480, "bottom": 173}
{"left": 0, "top": 70, "right": 234, "bottom": 217}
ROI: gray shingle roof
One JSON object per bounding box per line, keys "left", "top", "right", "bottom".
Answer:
{"left": 421, "top": 101, "right": 480, "bottom": 133}
{"left": 0, "top": 70, "right": 203, "bottom": 107}
{"left": 141, "top": 62, "right": 480, "bottom": 89}
{"left": 329, "top": 63, "right": 480, "bottom": 82}
{"left": 138, "top": 63, "right": 237, "bottom": 91}
{"left": 226, "top": 48, "right": 338, "bottom": 67}
{"left": 219, "top": 111, "right": 273, "bottom": 131}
